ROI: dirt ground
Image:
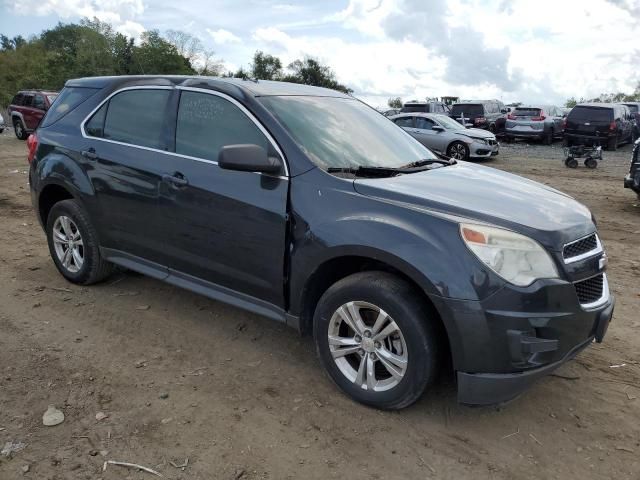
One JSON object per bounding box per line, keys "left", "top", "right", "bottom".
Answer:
{"left": 0, "top": 130, "right": 639, "bottom": 480}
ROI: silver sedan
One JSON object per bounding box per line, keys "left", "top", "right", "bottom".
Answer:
{"left": 389, "top": 113, "right": 499, "bottom": 160}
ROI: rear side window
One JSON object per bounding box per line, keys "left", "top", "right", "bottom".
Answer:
{"left": 394, "top": 117, "right": 414, "bottom": 128}
{"left": 568, "top": 107, "right": 613, "bottom": 123}
{"left": 175, "top": 91, "right": 269, "bottom": 161}
{"left": 100, "top": 89, "right": 171, "bottom": 149}
{"left": 11, "top": 93, "right": 24, "bottom": 106}
{"left": 23, "top": 94, "right": 34, "bottom": 107}
{"left": 41, "top": 87, "right": 98, "bottom": 128}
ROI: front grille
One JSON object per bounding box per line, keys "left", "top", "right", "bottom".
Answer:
{"left": 563, "top": 234, "right": 598, "bottom": 261}
{"left": 574, "top": 274, "right": 604, "bottom": 305}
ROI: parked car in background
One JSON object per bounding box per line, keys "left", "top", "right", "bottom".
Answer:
{"left": 382, "top": 108, "right": 401, "bottom": 117}
{"left": 401, "top": 101, "right": 450, "bottom": 114}
{"left": 8, "top": 90, "right": 58, "bottom": 139}
{"left": 620, "top": 102, "right": 640, "bottom": 139}
{"left": 450, "top": 100, "right": 507, "bottom": 132}
{"left": 390, "top": 112, "right": 499, "bottom": 160}
{"left": 624, "top": 138, "right": 640, "bottom": 199}
{"left": 0, "top": 112, "right": 5, "bottom": 133}
{"left": 504, "top": 105, "right": 565, "bottom": 144}
{"left": 564, "top": 103, "right": 634, "bottom": 150}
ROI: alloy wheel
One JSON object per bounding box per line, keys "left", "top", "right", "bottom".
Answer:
{"left": 448, "top": 143, "right": 467, "bottom": 160}
{"left": 327, "top": 301, "right": 408, "bottom": 392}
{"left": 52, "top": 216, "right": 84, "bottom": 273}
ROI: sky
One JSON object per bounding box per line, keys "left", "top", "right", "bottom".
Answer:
{"left": 1, "top": 0, "right": 639, "bottom": 108}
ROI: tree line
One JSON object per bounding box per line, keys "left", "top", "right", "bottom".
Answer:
{"left": 0, "top": 18, "right": 352, "bottom": 108}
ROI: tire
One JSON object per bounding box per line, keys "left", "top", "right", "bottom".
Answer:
{"left": 563, "top": 137, "right": 571, "bottom": 147}
{"left": 584, "top": 157, "right": 597, "bottom": 169}
{"left": 565, "top": 157, "right": 578, "bottom": 168}
{"left": 543, "top": 129, "right": 553, "bottom": 145}
{"left": 13, "top": 118, "right": 28, "bottom": 140}
{"left": 313, "top": 271, "right": 441, "bottom": 410}
{"left": 447, "top": 141, "right": 470, "bottom": 161}
{"left": 607, "top": 136, "right": 618, "bottom": 151}
{"left": 46, "top": 199, "right": 114, "bottom": 285}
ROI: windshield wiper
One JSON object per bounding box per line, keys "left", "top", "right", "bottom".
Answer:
{"left": 398, "top": 157, "right": 456, "bottom": 169}
{"left": 326, "top": 166, "right": 401, "bottom": 177}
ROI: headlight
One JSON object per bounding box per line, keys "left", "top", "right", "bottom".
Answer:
{"left": 460, "top": 223, "right": 558, "bottom": 286}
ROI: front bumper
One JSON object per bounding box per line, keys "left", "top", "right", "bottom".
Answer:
{"left": 429, "top": 274, "right": 614, "bottom": 406}
{"left": 469, "top": 141, "right": 499, "bottom": 158}
{"left": 457, "top": 300, "right": 613, "bottom": 405}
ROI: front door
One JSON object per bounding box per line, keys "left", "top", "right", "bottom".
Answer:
{"left": 413, "top": 117, "right": 445, "bottom": 153}
{"left": 158, "top": 88, "right": 289, "bottom": 307}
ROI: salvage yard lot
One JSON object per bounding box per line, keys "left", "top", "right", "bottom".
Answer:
{"left": 1, "top": 131, "right": 639, "bottom": 479}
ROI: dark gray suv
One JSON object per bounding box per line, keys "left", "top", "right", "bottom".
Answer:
{"left": 27, "top": 76, "right": 613, "bottom": 409}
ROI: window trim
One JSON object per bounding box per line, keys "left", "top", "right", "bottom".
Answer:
{"left": 81, "top": 85, "right": 289, "bottom": 177}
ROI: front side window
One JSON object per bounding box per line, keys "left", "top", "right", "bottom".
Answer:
{"left": 23, "top": 94, "right": 34, "bottom": 107}
{"left": 12, "top": 94, "right": 24, "bottom": 106}
{"left": 415, "top": 117, "right": 435, "bottom": 130}
{"left": 260, "top": 96, "right": 436, "bottom": 170}
{"left": 33, "top": 95, "right": 45, "bottom": 110}
{"left": 175, "top": 91, "right": 270, "bottom": 161}
{"left": 101, "top": 89, "right": 171, "bottom": 149}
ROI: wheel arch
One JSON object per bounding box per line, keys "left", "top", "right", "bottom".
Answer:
{"left": 295, "top": 252, "right": 451, "bottom": 364}
{"left": 37, "top": 182, "right": 76, "bottom": 227}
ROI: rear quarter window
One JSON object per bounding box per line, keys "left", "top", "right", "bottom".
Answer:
{"left": 41, "top": 87, "right": 99, "bottom": 128}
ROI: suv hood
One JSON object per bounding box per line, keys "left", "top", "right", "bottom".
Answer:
{"left": 456, "top": 128, "right": 495, "bottom": 140}
{"left": 353, "top": 162, "right": 594, "bottom": 250}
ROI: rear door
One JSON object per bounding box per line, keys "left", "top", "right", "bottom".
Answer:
{"left": 82, "top": 87, "right": 176, "bottom": 268}
{"left": 158, "top": 87, "right": 289, "bottom": 307}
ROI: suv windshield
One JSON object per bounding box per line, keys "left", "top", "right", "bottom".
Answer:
{"left": 451, "top": 104, "right": 484, "bottom": 116}
{"left": 568, "top": 106, "right": 612, "bottom": 123}
{"left": 434, "top": 115, "right": 465, "bottom": 130}
{"left": 260, "top": 96, "right": 436, "bottom": 170}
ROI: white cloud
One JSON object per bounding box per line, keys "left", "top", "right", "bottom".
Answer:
{"left": 5, "top": 0, "right": 640, "bottom": 107}
{"left": 206, "top": 28, "right": 241, "bottom": 44}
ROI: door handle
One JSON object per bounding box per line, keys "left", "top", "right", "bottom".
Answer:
{"left": 162, "top": 173, "right": 188, "bottom": 187}
{"left": 81, "top": 148, "right": 98, "bottom": 160}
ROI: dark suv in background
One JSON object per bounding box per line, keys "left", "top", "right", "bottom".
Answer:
{"left": 564, "top": 103, "right": 634, "bottom": 150}
{"left": 27, "top": 75, "right": 613, "bottom": 410}
{"left": 400, "top": 101, "right": 450, "bottom": 114}
{"left": 450, "top": 100, "right": 507, "bottom": 132}
{"left": 624, "top": 138, "right": 640, "bottom": 199}
{"left": 8, "top": 90, "right": 58, "bottom": 139}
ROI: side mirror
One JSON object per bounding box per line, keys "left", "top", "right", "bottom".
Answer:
{"left": 431, "top": 125, "right": 445, "bottom": 132}
{"left": 218, "top": 144, "right": 281, "bottom": 174}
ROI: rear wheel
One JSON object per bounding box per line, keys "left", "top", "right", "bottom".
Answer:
{"left": 565, "top": 157, "right": 578, "bottom": 168}
{"left": 313, "top": 271, "right": 441, "bottom": 410}
{"left": 563, "top": 137, "right": 571, "bottom": 147}
{"left": 447, "top": 141, "right": 469, "bottom": 161}
{"left": 584, "top": 157, "right": 598, "bottom": 169}
{"left": 46, "top": 199, "right": 114, "bottom": 285}
{"left": 13, "top": 118, "right": 28, "bottom": 140}
{"left": 543, "top": 129, "right": 553, "bottom": 145}
{"left": 607, "top": 136, "right": 618, "bottom": 151}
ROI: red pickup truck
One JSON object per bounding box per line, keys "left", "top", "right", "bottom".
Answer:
{"left": 8, "top": 90, "right": 58, "bottom": 140}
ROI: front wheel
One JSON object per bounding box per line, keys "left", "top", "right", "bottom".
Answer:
{"left": 313, "top": 271, "right": 441, "bottom": 410}
{"left": 46, "top": 199, "right": 114, "bottom": 285}
{"left": 447, "top": 141, "right": 470, "bottom": 161}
